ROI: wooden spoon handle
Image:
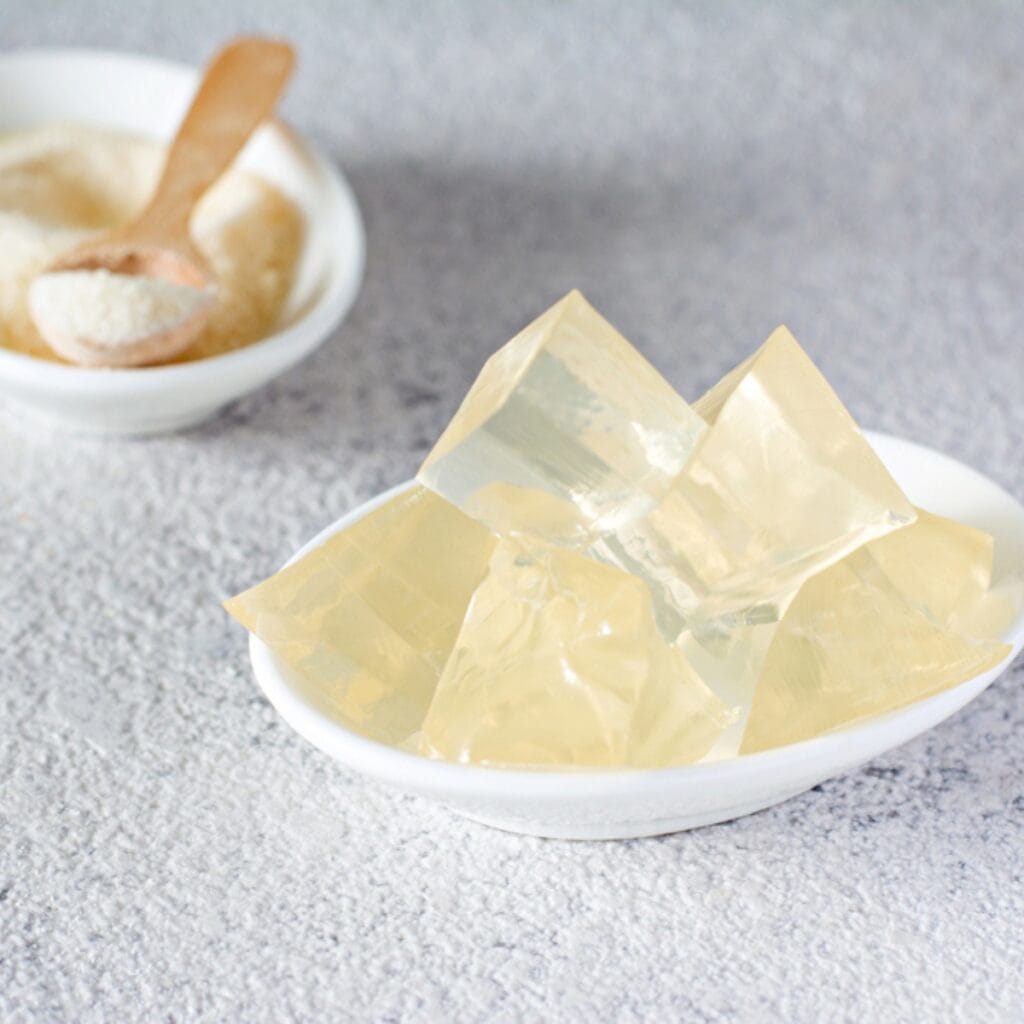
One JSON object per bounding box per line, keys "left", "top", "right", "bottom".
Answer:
{"left": 132, "top": 37, "right": 294, "bottom": 247}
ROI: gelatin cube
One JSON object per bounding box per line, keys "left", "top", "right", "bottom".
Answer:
{"left": 225, "top": 486, "right": 495, "bottom": 746}
{"left": 605, "top": 328, "right": 918, "bottom": 746}
{"left": 740, "top": 543, "right": 1011, "bottom": 754}
{"left": 421, "top": 305, "right": 913, "bottom": 646}
{"left": 868, "top": 508, "right": 1008, "bottom": 634}
{"left": 677, "top": 618, "right": 777, "bottom": 760}
{"left": 659, "top": 326, "right": 916, "bottom": 624}
{"left": 602, "top": 327, "right": 921, "bottom": 747}
{"left": 867, "top": 506, "right": 1020, "bottom": 656}
{"left": 419, "top": 290, "right": 707, "bottom": 544}
{"left": 419, "top": 538, "right": 731, "bottom": 768}
{"left": 418, "top": 304, "right": 918, "bottom": 753}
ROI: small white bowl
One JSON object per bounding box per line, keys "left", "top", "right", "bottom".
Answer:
{"left": 248, "top": 432, "right": 1024, "bottom": 840}
{"left": 0, "top": 49, "right": 365, "bottom": 435}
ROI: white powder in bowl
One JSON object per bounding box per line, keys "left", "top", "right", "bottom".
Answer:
{"left": 0, "top": 124, "right": 303, "bottom": 365}
{"left": 29, "top": 269, "right": 214, "bottom": 352}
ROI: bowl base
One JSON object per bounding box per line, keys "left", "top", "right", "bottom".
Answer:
{"left": 452, "top": 786, "right": 814, "bottom": 840}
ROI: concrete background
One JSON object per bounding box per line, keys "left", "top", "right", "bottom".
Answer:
{"left": 1, "top": 3, "right": 1022, "bottom": 1021}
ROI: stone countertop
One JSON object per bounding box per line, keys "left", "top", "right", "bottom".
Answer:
{"left": 2, "top": 3, "right": 1022, "bottom": 1021}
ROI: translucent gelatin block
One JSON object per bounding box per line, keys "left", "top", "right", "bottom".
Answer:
{"left": 421, "top": 302, "right": 913, "bottom": 645}
{"left": 418, "top": 289, "right": 708, "bottom": 545}
{"left": 419, "top": 538, "right": 731, "bottom": 768}
{"left": 648, "top": 326, "right": 916, "bottom": 625}
{"left": 225, "top": 486, "right": 495, "bottom": 747}
{"left": 741, "top": 531, "right": 1012, "bottom": 754}
{"left": 619, "top": 330, "right": 919, "bottom": 750}
{"left": 870, "top": 508, "right": 1021, "bottom": 640}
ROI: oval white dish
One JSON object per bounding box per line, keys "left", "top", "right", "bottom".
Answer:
{"left": 248, "top": 433, "right": 1024, "bottom": 840}
{"left": 0, "top": 49, "right": 365, "bottom": 435}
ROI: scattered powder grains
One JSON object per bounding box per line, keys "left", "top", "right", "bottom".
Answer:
{"left": 0, "top": 124, "right": 303, "bottom": 364}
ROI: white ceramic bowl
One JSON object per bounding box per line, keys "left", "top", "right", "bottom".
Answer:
{"left": 0, "top": 49, "right": 364, "bottom": 435}
{"left": 248, "top": 433, "right": 1024, "bottom": 840}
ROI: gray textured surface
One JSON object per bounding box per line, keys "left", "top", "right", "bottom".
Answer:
{"left": 2, "top": 2, "right": 1023, "bottom": 1021}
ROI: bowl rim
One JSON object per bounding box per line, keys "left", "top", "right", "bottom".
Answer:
{"left": 0, "top": 46, "right": 366, "bottom": 392}
{"left": 246, "top": 430, "right": 1024, "bottom": 799}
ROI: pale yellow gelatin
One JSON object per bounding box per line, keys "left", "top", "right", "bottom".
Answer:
{"left": 420, "top": 299, "right": 913, "bottom": 647}
{"left": 676, "top": 327, "right": 915, "bottom": 623}
{"left": 224, "top": 486, "right": 495, "bottom": 746}
{"left": 419, "top": 299, "right": 917, "bottom": 756}
{"left": 870, "top": 508, "right": 1020, "bottom": 640}
{"left": 419, "top": 537, "right": 731, "bottom": 768}
{"left": 742, "top": 512, "right": 1013, "bottom": 754}
{"left": 420, "top": 290, "right": 708, "bottom": 546}
{"left": 608, "top": 326, "right": 921, "bottom": 745}
{"left": 225, "top": 291, "right": 1019, "bottom": 771}
{"left": 591, "top": 324, "right": 915, "bottom": 636}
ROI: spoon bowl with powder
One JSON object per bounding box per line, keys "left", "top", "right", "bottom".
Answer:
{"left": 29, "top": 37, "right": 293, "bottom": 368}
{"left": 29, "top": 268, "right": 214, "bottom": 368}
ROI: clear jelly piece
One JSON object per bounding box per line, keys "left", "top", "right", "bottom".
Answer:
{"left": 419, "top": 537, "right": 731, "bottom": 767}
{"left": 419, "top": 289, "right": 708, "bottom": 546}
{"left": 421, "top": 305, "right": 913, "bottom": 643}
{"left": 741, "top": 521, "right": 1012, "bottom": 754}
{"left": 225, "top": 486, "right": 495, "bottom": 746}
{"left": 869, "top": 508, "right": 1020, "bottom": 639}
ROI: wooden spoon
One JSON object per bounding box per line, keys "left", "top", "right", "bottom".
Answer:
{"left": 30, "top": 37, "right": 295, "bottom": 368}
